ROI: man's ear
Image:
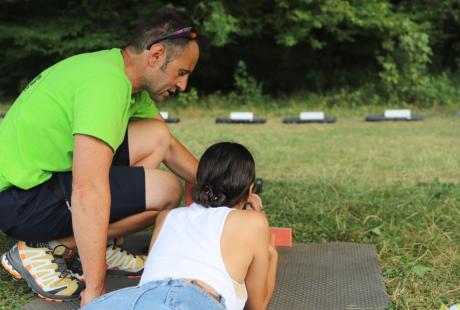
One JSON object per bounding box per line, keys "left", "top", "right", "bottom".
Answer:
{"left": 147, "top": 43, "right": 166, "bottom": 67}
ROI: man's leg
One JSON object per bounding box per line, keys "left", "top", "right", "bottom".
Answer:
{"left": 57, "top": 168, "right": 182, "bottom": 249}
{"left": 59, "top": 119, "right": 183, "bottom": 278}
{"left": 61, "top": 119, "right": 182, "bottom": 280}
{"left": 0, "top": 181, "right": 85, "bottom": 302}
{"left": 57, "top": 118, "right": 183, "bottom": 248}
{"left": 127, "top": 118, "right": 172, "bottom": 169}
{"left": 1, "top": 118, "right": 185, "bottom": 301}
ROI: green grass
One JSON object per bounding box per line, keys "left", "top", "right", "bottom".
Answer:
{"left": 1, "top": 106, "right": 459, "bottom": 309}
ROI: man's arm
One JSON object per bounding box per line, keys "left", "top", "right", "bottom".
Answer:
{"left": 72, "top": 134, "right": 113, "bottom": 306}
{"left": 155, "top": 115, "right": 198, "bottom": 184}
{"left": 163, "top": 135, "right": 198, "bottom": 184}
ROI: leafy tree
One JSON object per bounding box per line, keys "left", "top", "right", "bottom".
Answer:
{"left": 1, "top": 0, "right": 459, "bottom": 105}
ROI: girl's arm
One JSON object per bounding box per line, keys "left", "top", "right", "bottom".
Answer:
{"left": 263, "top": 244, "right": 279, "bottom": 308}
{"left": 244, "top": 212, "right": 278, "bottom": 310}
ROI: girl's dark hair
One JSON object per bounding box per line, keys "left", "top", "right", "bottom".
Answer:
{"left": 191, "top": 142, "right": 255, "bottom": 208}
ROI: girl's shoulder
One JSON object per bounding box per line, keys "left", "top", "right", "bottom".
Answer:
{"left": 230, "top": 209, "right": 268, "bottom": 220}
{"left": 227, "top": 209, "right": 270, "bottom": 234}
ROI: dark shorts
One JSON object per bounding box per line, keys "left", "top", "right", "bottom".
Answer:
{"left": 0, "top": 133, "right": 146, "bottom": 242}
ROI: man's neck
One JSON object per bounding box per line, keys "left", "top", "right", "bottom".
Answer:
{"left": 121, "top": 47, "right": 144, "bottom": 94}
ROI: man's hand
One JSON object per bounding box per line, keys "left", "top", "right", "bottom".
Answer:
{"left": 72, "top": 134, "right": 112, "bottom": 305}
{"left": 80, "top": 287, "right": 106, "bottom": 307}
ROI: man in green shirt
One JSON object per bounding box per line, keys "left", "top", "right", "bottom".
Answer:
{"left": 0, "top": 9, "right": 199, "bottom": 306}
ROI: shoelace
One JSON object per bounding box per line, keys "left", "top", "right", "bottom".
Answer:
{"left": 110, "top": 238, "right": 139, "bottom": 259}
{"left": 68, "top": 255, "right": 82, "bottom": 272}
{"left": 50, "top": 246, "right": 77, "bottom": 280}
{"left": 67, "top": 245, "right": 140, "bottom": 277}
{"left": 30, "top": 241, "right": 50, "bottom": 248}
{"left": 52, "top": 255, "right": 75, "bottom": 279}
{"left": 111, "top": 244, "right": 138, "bottom": 259}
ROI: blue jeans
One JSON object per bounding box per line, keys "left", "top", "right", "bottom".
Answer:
{"left": 82, "top": 278, "right": 227, "bottom": 310}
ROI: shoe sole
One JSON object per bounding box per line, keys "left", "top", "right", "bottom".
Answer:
{"left": 70, "top": 257, "right": 142, "bottom": 279}
{"left": 2, "top": 248, "right": 81, "bottom": 302}
{"left": 1, "top": 253, "right": 22, "bottom": 279}
{"left": 106, "top": 269, "right": 142, "bottom": 278}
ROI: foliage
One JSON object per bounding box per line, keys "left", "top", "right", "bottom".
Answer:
{"left": 2, "top": 1, "right": 460, "bottom": 106}
{"left": 229, "top": 60, "right": 265, "bottom": 105}
{"left": 195, "top": 1, "right": 238, "bottom": 47}
{"left": 174, "top": 87, "right": 200, "bottom": 107}
{"left": 377, "top": 19, "right": 432, "bottom": 102}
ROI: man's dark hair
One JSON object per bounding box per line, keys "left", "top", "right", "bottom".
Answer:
{"left": 129, "top": 9, "right": 193, "bottom": 65}
{"left": 191, "top": 142, "right": 256, "bottom": 208}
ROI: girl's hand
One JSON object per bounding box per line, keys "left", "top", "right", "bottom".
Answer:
{"left": 246, "top": 193, "right": 263, "bottom": 211}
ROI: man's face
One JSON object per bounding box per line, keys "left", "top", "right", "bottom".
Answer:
{"left": 143, "top": 41, "right": 199, "bottom": 102}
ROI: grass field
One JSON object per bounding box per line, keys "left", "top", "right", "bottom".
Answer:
{"left": 1, "top": 105, "right": 459, "bottom": 309}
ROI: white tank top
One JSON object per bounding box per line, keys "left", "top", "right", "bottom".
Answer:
{"left": 140, "top": 203, "right": 248, "bottom": 310}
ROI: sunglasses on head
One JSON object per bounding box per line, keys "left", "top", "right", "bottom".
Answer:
{"left": 146, "top": 26, "right": 198, "bottom": 50}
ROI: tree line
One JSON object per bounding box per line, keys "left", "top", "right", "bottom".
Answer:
{"left": 1, "top": 0, "right": 460, "bottom": 105}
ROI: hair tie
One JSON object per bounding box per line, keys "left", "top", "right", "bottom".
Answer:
{"left": 204, "top": 185, "right": 220, "bottom": 205}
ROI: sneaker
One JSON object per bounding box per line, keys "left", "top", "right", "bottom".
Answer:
{"left": 67, "top": 239, "right": 147, "bottom": 280}
{"left": 105, "top": 239, "right": 146, "bottom": 278}
{"left": 67, "top": 253, "right": 84, "bottom": 281}
{"left": 1, "top": 241, "right": 84, "bottom": 302}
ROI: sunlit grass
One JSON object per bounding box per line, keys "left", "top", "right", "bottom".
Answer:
{"left": 169, "top": 109, "right": 460, "bottom": 309}
{"left": 1, "top": 106, "right": 459, "bottom": 309}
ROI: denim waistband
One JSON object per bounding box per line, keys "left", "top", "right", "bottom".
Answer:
{"left": 141, "top": 278, "right": 224, "bottom": 304}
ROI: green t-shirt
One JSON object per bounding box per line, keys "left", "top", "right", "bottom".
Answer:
{"left": 0, "top": 48, "right": 158, "bottom": 191}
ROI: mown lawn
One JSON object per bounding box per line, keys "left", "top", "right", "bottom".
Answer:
{"left": 1, "top": 106, "right": 459, "bottom": 309}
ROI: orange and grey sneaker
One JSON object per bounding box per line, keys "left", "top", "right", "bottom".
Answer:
{"left": 105, "top": 238, "right": 146, "bottom": 278}
{"left": 1, "top": 241, "right": 83, "bottom": 302}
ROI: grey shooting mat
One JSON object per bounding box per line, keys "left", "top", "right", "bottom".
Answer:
{"left": 268, "top": 242, "right": 388, "bottom": 310}
{"left": 21, "top": 237, "right": 388, "bottom": 310}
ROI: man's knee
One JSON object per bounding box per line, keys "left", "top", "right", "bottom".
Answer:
{"left": 148, "top": 119, "right": 171, "bottom": 148}
{"left": 160, "top": 174, "right": 183, "bottom": 209}
{"left": 128, "top": 119, "right": 172, "bottom": 167}
{"left": 130, "top": 119, "right": 171, "bottom": 148}
{"left": 145, "top": 169, "right": 183, "bottom": 211}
